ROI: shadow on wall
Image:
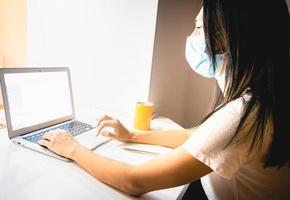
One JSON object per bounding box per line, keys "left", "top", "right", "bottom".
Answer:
{"left": 149, "top": 0, "right": 216, "bottom": 128}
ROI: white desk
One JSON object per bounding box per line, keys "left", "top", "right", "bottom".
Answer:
{"left": 0, "top": 113, "right": 188, "bottom": 200}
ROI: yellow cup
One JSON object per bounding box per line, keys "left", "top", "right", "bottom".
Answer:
{"left": 133, "top": 102, "right": 154, "bottom": 131}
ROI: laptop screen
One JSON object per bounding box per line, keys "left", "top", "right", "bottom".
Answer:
{"left": 3, "top": 70, "right": 73, "bottom": 131}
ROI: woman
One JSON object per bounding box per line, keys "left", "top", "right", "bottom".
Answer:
{"left": 39, "top": 0, "right": 290, "bottom": 199}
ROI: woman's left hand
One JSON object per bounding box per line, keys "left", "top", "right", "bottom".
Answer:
{"left": 38, "top": 129, "right": 81, "bottom": 159}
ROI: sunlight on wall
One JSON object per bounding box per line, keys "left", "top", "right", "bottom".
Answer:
{"left": 0, "top": 0, "right": 26, "bottom": 106}
{"left": 0, "top": 0, "right": 26, "bottom": 67}
{"left": 27, "top": 0, "right": 158, "bottom": 120}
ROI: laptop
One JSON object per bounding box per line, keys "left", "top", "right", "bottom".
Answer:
{"left": 0, "top": 67, "right": 111, "bottom": 161}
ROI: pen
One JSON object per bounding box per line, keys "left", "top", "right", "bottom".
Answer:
{"left": 122, "top": 147, "right": 160, "bottom": 156}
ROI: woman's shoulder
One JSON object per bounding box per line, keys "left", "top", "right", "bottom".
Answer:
{"left": 217, "top": 87, "right": 253, "bottom": 115}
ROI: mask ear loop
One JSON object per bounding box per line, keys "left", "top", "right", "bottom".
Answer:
{"left": 214, "top": 53, "right": 229, "bottom": 99}
{"left": 214, "top": 53, "right": 226, "bottom": 79}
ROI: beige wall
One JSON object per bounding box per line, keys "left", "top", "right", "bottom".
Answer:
{"left": 149, "top": 0, "right": 216, "bottom": 128}
{"left": 0, "top": 0, "right": 4, "bottom": 66}
{"left": 0, "top": 0, "right": 26, "bottom": 67}
{"left": 2, "top": 0, "right": 287, "bottom": 123}
{"left": 0, "top": 0, "right": 26, "bottom": 105}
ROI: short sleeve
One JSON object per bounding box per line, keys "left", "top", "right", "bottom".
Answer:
{"left": 182, "top": 97, "right": 251, "bottom": 179}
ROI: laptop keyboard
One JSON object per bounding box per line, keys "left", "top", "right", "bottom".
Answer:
{"left": 22, "top": 121, "right": 94, "bottom": 143}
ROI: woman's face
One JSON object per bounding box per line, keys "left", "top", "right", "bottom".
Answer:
{"left": 191, "top": 8, "right": 203, "bottom": 37}
{"left": 193, "top": 8, "right": 224, "bottom": 53}
{"left": 190, "top": 8, "right": 227, "bottom": 91}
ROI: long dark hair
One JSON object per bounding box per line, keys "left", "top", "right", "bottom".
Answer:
{"left": 202, "top": 0, "right": 290, "bottom": 168}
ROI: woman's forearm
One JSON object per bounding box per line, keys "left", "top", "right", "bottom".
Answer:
{"left": 70, "top": 142, "right": 211, "bottom": 197}
{"left": 70, "top": 145, "right": 140, "bottom": 196}
{"left": 126, "top": 129, "right": 192, "bottom": 148}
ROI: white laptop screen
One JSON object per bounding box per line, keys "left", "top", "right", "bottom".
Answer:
{"left": 4, "top": 71, "right": 73, "bottom": 131}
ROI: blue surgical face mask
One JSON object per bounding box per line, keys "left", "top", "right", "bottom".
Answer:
{"left": 185, "top": 34, "right": 224, "bottom": 78}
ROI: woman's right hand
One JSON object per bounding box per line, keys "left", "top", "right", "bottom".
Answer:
{"left": 96, "top": 115, "right": 134, "bottom": 142}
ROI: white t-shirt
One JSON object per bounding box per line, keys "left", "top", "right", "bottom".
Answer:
{"left": 182, "top": 93, "right": 290, "bottom": 200}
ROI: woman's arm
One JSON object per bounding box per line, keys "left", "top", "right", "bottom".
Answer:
{"left": 71, "top": 146, "right": 211, "bottom": 197}
{"left": 127, "top": 129, "right": 192, "bottom": 148}
{"left": 38, "top": 115, "right": 209, "bottom": 197}
{"left": 96, "top": 115, "right": 193, "bottom": 148}
{"left": 40, "top": 131, "right": 212, "bottom": 197}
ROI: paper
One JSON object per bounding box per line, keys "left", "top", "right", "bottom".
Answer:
{"left": 120, "top": 143, "right": 172, "bottom": 155}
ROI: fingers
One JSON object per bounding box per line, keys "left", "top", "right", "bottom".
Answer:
{"left": 38, "top": 139, "right": 51, "bottom": 148}
{"left": 107, "top": 132, "right": 117, "bottom": 139}
{"left": 40, "top": 130, "right": 60, "bottom": 148}
{"left": 96, "top": 119, "right": 119, "bottom": 136}
{"left": 96, "top": 115, "right": 113, "bottom": 127}
{"left": 43, "top": 131, "right": 56, "bottom": 141}
{"left": 42, "top": 129, "right": 67, "bottom": 141}
{"left": 100, "top": 130, "right": 115, "bottom": 139}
